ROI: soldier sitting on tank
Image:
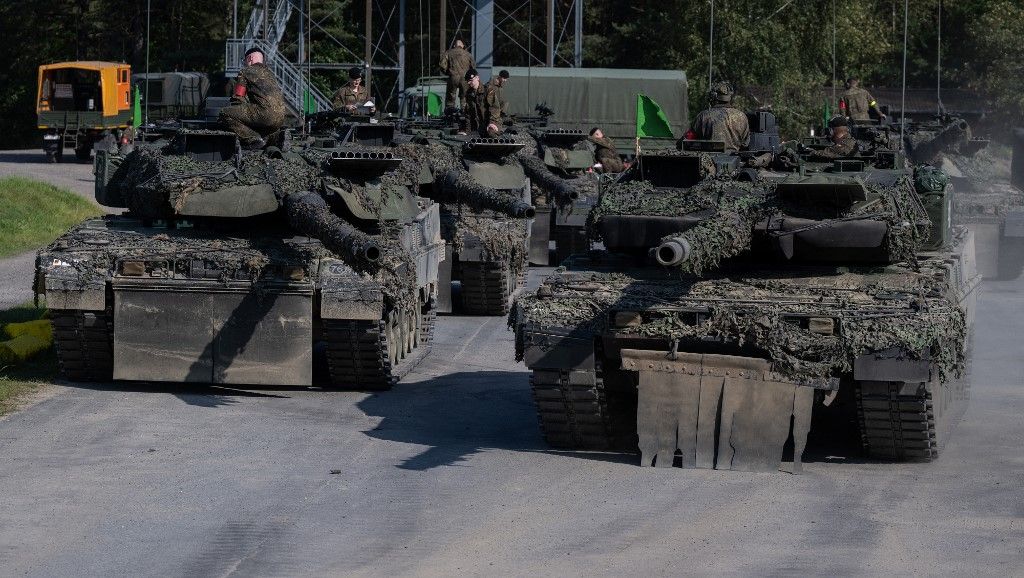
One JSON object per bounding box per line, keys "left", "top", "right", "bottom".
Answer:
{"left": 219, "top": 47, "right": 287, "bottom": 151}
{"left": 808, "top": 116, "right": 859, "bottom": 161}
{"left": 588, "top": 128, "right": 625, "bottom": 173}
{"left": 484, "top": 70, "right": 510, "bottom": 137}
{"left": 690, "top": 81, "right": 750, "bottom": 153}
{"left": 840, "top": 77, "right": 886, "bottom": 122}
{"left": 459, "top": 69, "right": 487, "bottom": 136}
{"left": 333, "top": 67, "right": 370, "bottom": 113}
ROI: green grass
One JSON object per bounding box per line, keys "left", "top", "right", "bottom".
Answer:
{"left": 0, "top": 303, "right": 56, "bottom": 416}
{"left": 0, "top": 176, "right": 101, "bottom": 258}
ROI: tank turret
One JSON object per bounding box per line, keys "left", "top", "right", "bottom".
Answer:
{"left": 39, "top": 128, "right": 446, "bottom": 390}
{"left": 510, "top": 131, "right": 978, "bottom": 471}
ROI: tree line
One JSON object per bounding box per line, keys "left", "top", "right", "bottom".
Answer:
{"left": 1, "top": 0, "right": 1020, "bottom": 146}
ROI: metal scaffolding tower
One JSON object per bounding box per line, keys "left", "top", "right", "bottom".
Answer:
{"left": 224, "top": 0, "right": 584, "bottom": 114}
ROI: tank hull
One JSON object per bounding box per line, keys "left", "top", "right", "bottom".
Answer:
{"left": 513, "top": 230, "right": 979, "bottom": 471}
{"left": 38, "top": 211, "right": 444, "bottom": 388}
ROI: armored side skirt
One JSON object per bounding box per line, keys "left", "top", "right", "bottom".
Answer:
{"left": 111, "top": 279, "right": 314, "bottom": 385}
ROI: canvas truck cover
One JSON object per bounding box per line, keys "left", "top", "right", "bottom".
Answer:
{"left": 500, "top": 67, "right": 688, "bottom": 140}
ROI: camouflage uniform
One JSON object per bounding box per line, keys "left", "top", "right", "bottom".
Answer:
{"left": 332, "top": 81, "right": 369, "bottom": 110}
{"left": 589, "top": 135, "right": 625, "bottom": 173}
{"left": 809, "top": 133, "right": 857, "bottom": 161}
{"left": 219, "top": 63, "right": 287, "bottom": 146}
{"left": 439, "top": 47, "right": 475, "bottom": 109}
{"left": 691, "top": 105, "right": 750, "bottom": 152}
{"left": 463, "top": 84, "right": 487, "bottom": 135}
{"left": 842, "top": 86, "right": 879, "bottom": 121}
{"left": 484, "top": 78, "right": 505, "bottom": 135}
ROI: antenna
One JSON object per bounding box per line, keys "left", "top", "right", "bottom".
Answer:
{"left": 900, "top": 0, "right": 908, "bottom": 148}
{"left": 936, "top": 0, "right": 943, "bottom": 115}
{"left": 708, "top": 0, "right": 715, "bottom": 93}
{"left": 144, "top": 0, "right": 151, "bottom": 127}
{"left": 832, "top": 0, "right": 837, "bottom": 107}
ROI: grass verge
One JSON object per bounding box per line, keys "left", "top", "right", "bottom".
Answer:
{"left": 0, "top": 175, "right": 100, "bottom": 258}
{"left": 0, "top": 303, "right": 56, "bottom": 416}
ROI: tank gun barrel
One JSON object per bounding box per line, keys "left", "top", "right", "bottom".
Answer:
{"left": 654, "top": 237, "right": 692, "bottom": 266}
{"left": 907, "top": 118, "right": 971, "bottom": 164}
{"left": 517, "top": 153, "right": 580, "bottom": 203}
{"left": 437, "top": 169, "right": 536, "bottom": 219}
{"left": 284, "top": 191, "right": 382, "bottom": 263}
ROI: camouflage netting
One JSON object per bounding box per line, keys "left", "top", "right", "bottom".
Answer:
{"left": 441, "top": 207, "right": 529, "bottom": 275}
{"left": 590, "top": 168, "right": 929, "bottom": 274}
{"left": 588, "top": 177, "right": 775, "bottom": 275}
{"left": 99, "top": 143, "right": 432, "bottom": 312}
{"left": 109, "top": 147, "right": 323, "bottom": 218}
{"left": 511, "top": 262, "right": 968, "bottom": 382}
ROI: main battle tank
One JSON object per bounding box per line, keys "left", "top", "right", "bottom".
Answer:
{"left": 37, "top": 129, "right": 444, "bottom": 389}
{"left": 522, "top": 128, "right": 600, "bottom": 265}
{"left": 400, "top": 125, "right": 536, "bottom": 315}
{"left": 511, "top": 139, "right": 978, "bottom": 472}
{"left": 902, "top": 116, "right": 1024, "bottom": 279}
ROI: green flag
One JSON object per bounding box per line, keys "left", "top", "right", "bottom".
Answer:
{"left": 822, "top": 99, "right": 831, "bottom": 133}
{"left": 132, "top": 87, "right": 142, "bottom": 128}
{"left": 426, "top": 92, "right": 443, "bottom": 116}
{"left": 636, "top": 93, "right": 674, "bottom": 138}
{"left": 303, "top": 90, "right": 318, "bottom": 115}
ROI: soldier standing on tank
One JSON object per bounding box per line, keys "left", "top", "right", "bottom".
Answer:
{"left": 439, "top": 39, "right": 476, "bottom": 109}
{"left": 808, "top": 116, "right": 858, "bottom": 160}
{"left": 218, "top": 47, "right": 287, "bottom": 151}
{"left": 588, "top": 127, "right": 625, "bottom": 173}
{"left": 333, "top": 67, "right": 370, "bottom": 112}
{"left": 840, "top": 77, "right": 886, "bottom": 122}
{"left": 690, "top": 81, "right": 750, "bottom": 153}
{"left": 484, "top": 70, "right": 510, "bottom": 137}
{"left": 460, "top": 69, "right": 487, "bottom": 136}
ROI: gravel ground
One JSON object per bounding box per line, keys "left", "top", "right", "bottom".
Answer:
{"left": 0, "top": 266, "right": 1021, "bottom": 576}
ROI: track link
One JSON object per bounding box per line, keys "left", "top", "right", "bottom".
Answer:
{"left": 459, "top": 261, "right": 520, "bottom": 315}
{"left": 323, "top": 302, "right": 435, "bottom": 390}
{"left": 51, "top": 309, "right": 114, "bottom": 382}
{"left": 856, "top": 382, "right": 938, "bottom": 461}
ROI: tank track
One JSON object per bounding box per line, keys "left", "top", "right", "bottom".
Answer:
{"left": 323, "top": 304, "right": 435, "bottom": 390}
{"left": 856, "top": 382, "right": 938, "bottom": 461}
{"left": 553, "top": 224, "right": 590, "bottom": 265}
{"left": 459, "top": 261, "right": 521, "bottom": 315}
{"left": 51, "top": 309, "right": 114, "bottom": 382}
{"left": 529, "top": 360, "right": 637, "bottom": 451}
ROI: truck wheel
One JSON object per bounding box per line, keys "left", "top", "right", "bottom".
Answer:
{"left": 75, "top": 146, "right": 92, "bottom": 161}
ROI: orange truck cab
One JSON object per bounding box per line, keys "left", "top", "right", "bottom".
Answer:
{"left": 37, "top": 61, "right": 133, "bottom": 162}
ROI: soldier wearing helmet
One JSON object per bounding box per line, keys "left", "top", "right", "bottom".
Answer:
{"left": 690, "top": 81, "right": 750, "bottom": 153}
{"left": 808, "top": 116, "right": 858, "bottom": 161}
{"left": 840, "top": 78, "right": 886, "bottom": 122}
{"left": 332, "top": 67, "right": 370, "bottom": 112}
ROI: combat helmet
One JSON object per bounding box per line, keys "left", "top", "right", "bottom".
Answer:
{"left": 709, "top": 81, "right": 735, "bottom": 104}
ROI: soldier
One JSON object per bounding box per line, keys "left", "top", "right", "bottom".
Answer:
{"left": 219, "top": 47, "right": 287, "bottom": 150}
{"left": 690, "top": 81, "right": 750, "bottom": 153}
{"left": 332, "top": 67, "right": 370, "bottom": 112}
{"left": 808, "top": 116, "right": 858, "bottom": 160}
{"left": 439, "top": 39, "right": 476, "bottom": 109}
{"left": 484, "top": 69, "right": 510, "bottom": 137}
{"left": 460, "top": 69, "right": 487, "bottom": 136}
{"left": 588, "top": 127, "right": 625, "bottom": 173}
{"left": 840, "top": 77, "right": 886, "bottom": 122}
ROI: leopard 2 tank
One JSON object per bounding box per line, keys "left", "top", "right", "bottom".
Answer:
{"left": 37, "top": 129, "right": 444, "bottom": 389}
{"left": 511, "top": 138, "right": 978, "bottom": 471}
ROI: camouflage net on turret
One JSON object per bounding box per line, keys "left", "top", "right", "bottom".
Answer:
{"left": 587, "top": 178, "right": 775, "bottom": 275}
{"left": 511, "top": 260, "right": 968, "bottom": 382}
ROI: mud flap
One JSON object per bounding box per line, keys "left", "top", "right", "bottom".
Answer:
{"left": 622, "top": 350, "right": 815, "bottom": 472}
